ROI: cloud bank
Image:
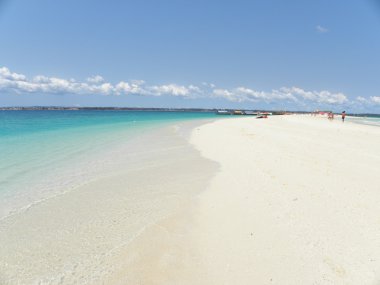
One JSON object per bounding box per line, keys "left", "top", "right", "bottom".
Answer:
{"left": 356, "top": 96, "right": 380, "bottom": 105}
{"left": 0, "top": 66, "right": 360, "bottom": 109}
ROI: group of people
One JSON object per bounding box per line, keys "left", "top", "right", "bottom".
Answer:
{"left": 328, "top": 111, "right": 346, "bottom": 122}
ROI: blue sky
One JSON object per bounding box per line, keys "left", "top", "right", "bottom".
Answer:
{"left": 1, "top": 0, "right": 380, "bottom": 112}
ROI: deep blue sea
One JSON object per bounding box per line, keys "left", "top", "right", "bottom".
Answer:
{"left": 0, "top": 110, "right": 217, "bottom": 219}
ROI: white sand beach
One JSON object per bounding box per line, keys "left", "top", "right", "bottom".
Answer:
{"left": 115, "top": 115, "right": 380, "bottom": 285}
{"left": 185, "top": 115, "right": 380, "bottom": 285}
{"left": 2, "top": 115, "right": 380, "bottom": 284}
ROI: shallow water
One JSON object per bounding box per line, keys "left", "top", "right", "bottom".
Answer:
{"left": 0, "top": 112, "right": 219, "bottom": 284}
{"left": 348, "top": 115, "right": 380, "bottom": 127}
{"left": 0, "top": 110, "right": 216, "bottom": 219}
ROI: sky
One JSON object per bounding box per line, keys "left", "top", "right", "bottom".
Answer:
{"left": 0, "top": 0, "right": 380, "bottom": 112}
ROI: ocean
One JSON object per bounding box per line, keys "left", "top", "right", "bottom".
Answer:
{"left": 349, "top": 115, "right": 380, "bottom": 127}
{"left": 0, "top": 110, "right": 216, "bottom": 220}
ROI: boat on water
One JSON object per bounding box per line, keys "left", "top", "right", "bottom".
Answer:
{"left": 243, "top": 110, "right": 258, "bottom": 116}
{"left": 216, "top": 110, "right": 231, "bottom": 115}
{"left": 215, "top": 110, "right": 273, "bottom": 117}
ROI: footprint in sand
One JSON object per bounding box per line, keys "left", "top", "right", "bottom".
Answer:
{"left": 323, "top": 257, "right": 346, "bottom": 278}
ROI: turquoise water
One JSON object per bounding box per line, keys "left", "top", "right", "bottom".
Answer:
{"left": 0, "top": 110, "right": 216, "bottom": 219}
{"left": 348, "top": 115, "right": 380, "bottom": 127}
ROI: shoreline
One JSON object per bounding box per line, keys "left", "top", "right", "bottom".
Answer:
{"left": 0, "top": 118, "right": 219, "bottom": 284}
{"left": 0, "top": 116, "right": 217, "bottom": 221}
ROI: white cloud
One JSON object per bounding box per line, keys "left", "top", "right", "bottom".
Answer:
{"left": 149, "top": 84, "right": 190, "bottom": 96}
{"left": 211, "top": 86, "right": 345, "bottom": 105}
{"left": 115, "top": 80, "right": 146, "bottom": 95}
{"left": 212, "top": 89, "right": 238, "bottom": 101}
{"left": 98, "top": 83, "right": 113, "bottom": 95}
{"left": 281, "top": 87, "right": 347, "bottom": 104}
{"left": 115, "top": 81, "right": 130, "bottom": 94}
{"left": 33, "top": 75, "right": 51, "bottom": 83}
{"left": 316, "top": 25, "right": 329, "bottom": 33}
{"left": 235, "top": 87, "right": 267, "bottom": 100}
{"left": 87, "top": 75, "right": 104, "bottom": 84}
{"left": 188, "top": 85, "right": 201, "bottom": 93}
{"left": 354, "top": 96, "right": 380, "bottom": 106}
{"left": 356, "top": 96, "right": 368, "bottom": 103}
{"left": 0, "top": 66, "right": 362, "bottom": 109}
{"left": 0, "top": 67, "right": 26, "bottom": 81}
{"left": 235, "top": 87, "right": 297, "bottom": 102}
{"left": 370, "top": 96, "right": 380, "bottom": 104}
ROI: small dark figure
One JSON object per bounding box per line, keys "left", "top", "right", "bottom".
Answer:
{"left": 341, "top": 111, "right": 346, "bottom": 122}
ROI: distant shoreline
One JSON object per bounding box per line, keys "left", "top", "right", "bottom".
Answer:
{"left": 0, "top": 106, "right": 216, "bottom": 112}
{"left": 0, "top": 107, "right": 290, "bottom": 115}
{"left": 0, "top": 107, "right": 379, "bottom": 116}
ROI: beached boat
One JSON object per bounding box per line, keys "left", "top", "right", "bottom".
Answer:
{"left": 256, "top": 112, "right": 272, "bottom": 119}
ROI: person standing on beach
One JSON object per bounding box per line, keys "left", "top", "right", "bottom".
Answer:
{"left": 342, "top": 111, "right": 346, "bottom": 122}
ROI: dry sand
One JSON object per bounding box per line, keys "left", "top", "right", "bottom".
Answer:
{"left": 182, "top": 115, "right": 380, "bottom": 285}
